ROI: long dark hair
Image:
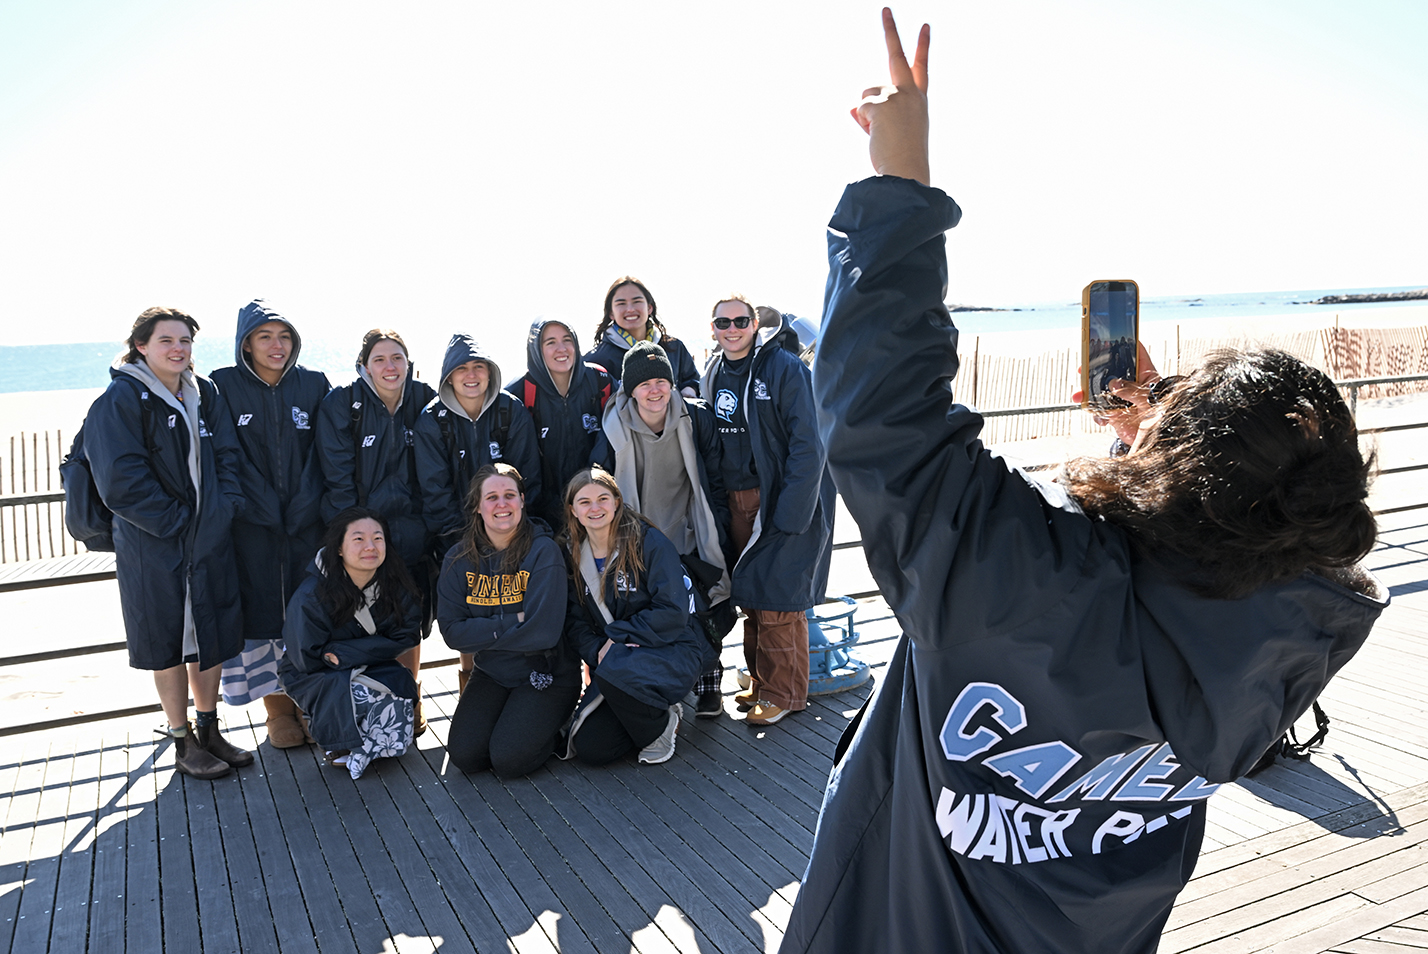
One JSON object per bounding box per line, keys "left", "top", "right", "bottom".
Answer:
{"left": 459, "top": 463, "right": 535, "bottom": 576}
{"left": 592, "top": 276, "right": 676, "bottom": 346}
{"left": 1062, "top": 349, "right": 1376, "bottom": 599}
{"left": 315, "top": 508, "right": 420, "bottom": 627}
{"left": 563, "top": 467, "right": 651, "bottom": 603}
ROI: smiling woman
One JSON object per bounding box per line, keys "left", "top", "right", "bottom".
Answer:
{"left": 435, "top": 463, "right": 578, "bottom": 777}
{"left": 559, "top": 466, "right": 716, "bottom": 766}
{"left": 278, "top": 508, "right": 423, "bottom": 779}
{"left": 83, "top": 305, "right": 252, "bottom": 779}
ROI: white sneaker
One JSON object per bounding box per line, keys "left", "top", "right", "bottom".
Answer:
{"left": 638, "top": 704, "right": 682, "bottom": 765}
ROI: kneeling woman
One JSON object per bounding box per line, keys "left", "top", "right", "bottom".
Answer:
{"left": 279, "top": 508, "right": 422, "bottom": 779}
{"left": 437, "top": 464, "right": 578, "bottom": 776}
{"left": 561, "top": 468, "right": 715, "bottom": 765}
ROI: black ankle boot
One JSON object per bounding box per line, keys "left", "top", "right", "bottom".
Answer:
{"left": 174, "top": 725, "right": 232, "bottom": 780}
{"left": 194, "top": 720, "right": 255, "bottom": 767}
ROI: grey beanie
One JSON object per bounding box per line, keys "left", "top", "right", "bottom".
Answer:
{"left": 622, "top": 340, "right": 674, "bottom": 392}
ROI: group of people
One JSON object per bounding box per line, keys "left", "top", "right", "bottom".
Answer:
{"left": 80, "top": 8, "right": 1392, "bottom": 950}
{"left": 86, "top": 277, "right": 834, "bottom": 783}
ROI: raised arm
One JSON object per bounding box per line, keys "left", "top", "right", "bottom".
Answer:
{"left": 816, "top": 10, "right": 1094, "bottom": 650}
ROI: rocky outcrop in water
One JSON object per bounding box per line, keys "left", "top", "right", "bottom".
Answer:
{"left": 1310, "top": 289, "right": 1428, "bottom": 305}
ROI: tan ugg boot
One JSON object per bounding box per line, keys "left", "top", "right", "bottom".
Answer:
{"left": 263, "top": 693, "right": 308, "bottom": 749}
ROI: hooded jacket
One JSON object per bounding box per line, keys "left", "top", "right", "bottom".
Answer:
{"left": 781, "top": 175, "right": 1388, "bottom": 954}
{"left": 209, "top": 300, "right": 333, "bottom": 642}
{"left": 277, "top": 554, "right": 421, "bottom": 751}
{"left": 415, "top": 335, "right": 541, "bottom": 553}
{"left": 316, "top": 364, "right": 437, "bottom": 570}
{"left": 564, "top": 523, "right": 715, "bottom": 709}
{"left": 585, "top": 323, "right": 701, "bottom": 394}
{"left": 505, "top": 319, "right": 613, "bottom": 529}
{"left": 700, "top": 317, "right": 835, "bottom": 612}
{"left": 84, "top": 359, "right": 245, "bottom": 670}
{"left": 592, "top": 391, "right": 731, "bottom": 607}
{"left": 436, "top": 520, "right": 578, "bottom": 689}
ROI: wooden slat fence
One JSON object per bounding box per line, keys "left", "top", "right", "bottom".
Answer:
{"left": 0, "top": 429, "right": 82, "bottom": 564}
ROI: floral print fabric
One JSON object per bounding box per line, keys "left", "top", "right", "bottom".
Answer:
{"left": 342, "top": 677, "right": 414, "bottom": 779}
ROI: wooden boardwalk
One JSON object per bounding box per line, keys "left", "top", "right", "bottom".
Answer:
{"left": 0, "top": 511, "right": 1425, "bottom": 953}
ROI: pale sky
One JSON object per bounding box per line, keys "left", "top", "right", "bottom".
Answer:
{"left": 1, "top": 0, "right": 1424, "bottom": 374}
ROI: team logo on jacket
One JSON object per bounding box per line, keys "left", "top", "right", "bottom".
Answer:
{"left": 198, "top": 419, "right": 212, "bottom": 438}
{"left": 167, "top": 414, "right": 177, "bottom": 429}
{"left": 932, "top": 681, "right": 1221, "bottom": 865}
{"left": 237, "top": 414, "right": 254, "bottom": 426}
{"left": 582, "top": 413, "right": 599, "bottom": 433}
{"left": 292, "top": 407, "right": 310, "bottom": 429}
{"left": 404, "top": 428, "right": 415, "bottom": 447}
{"left": 714, "top": 389, "right": 738, "bottom": 422}
{"left": 489, "top": 442, "right": 502, "bottom": 459}
{"left": 753, "top": 379, "right": 770, "bottom": 400}
{"left": 361, "top": 435, "right": 376, "bottom": 448}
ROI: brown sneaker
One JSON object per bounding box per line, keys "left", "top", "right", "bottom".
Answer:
{"left": 263, "top": 694, "right": 308, "bottom": 749}
{"left": 745, "top": 702, "right": 790, "bottom": 726}
{"left": 195, "top": 720, "right": 255, "bottom": 767}
{"left": 734, "top": 687, "right": 758, "bottom": 712}
{"left": 173, "top": 726, "right": 232, "bottom": 780}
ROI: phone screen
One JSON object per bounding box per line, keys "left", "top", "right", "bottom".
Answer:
{"left": 1086, "top": 281, "right": 1138, "bottom": 403}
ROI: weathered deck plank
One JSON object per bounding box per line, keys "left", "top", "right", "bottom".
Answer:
{"left": 0, "top": 563, "right": 1423, "bottom": 953}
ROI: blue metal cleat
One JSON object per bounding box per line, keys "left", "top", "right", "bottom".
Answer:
{"left": 736, "top": 595, "right": 872, "bottom": 696}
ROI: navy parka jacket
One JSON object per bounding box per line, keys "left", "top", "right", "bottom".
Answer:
{"left": 278, "top": 558, "right": 421, "bottom": 751}
{"left": 415, "top": 335, "right": 541, "bottom": 555}
{"left": 210, "top": 300, "right": 332, "bottom": 641}
{"left": 585, "top": 327, "right": 701, "bottom": 394}
{"left": 780, "top": 176, "right": 1388, "bottom": 954}
{"left": 700, "top": 318, "right": 835, "bottom": 612}
{"left": 505, "top": 319, "right": 613, "bottom": 528}
{"left": 436, "top": 522, "right": 578, "bottom": 689}
{"left": 565, "top": 524, "right": 714, "bottom": 710}
{"left": 85, "top": 364, "right": 245, "bottom": 670}
{"left": 316, "top": 371, "right": 437, "bottom": 570}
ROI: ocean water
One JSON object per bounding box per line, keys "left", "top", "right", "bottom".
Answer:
{"left": 948, "top": 283, "right": 1428, "bottom": 336}
{"left": 1, "top": 284, "right": 1423, "bottom": 395}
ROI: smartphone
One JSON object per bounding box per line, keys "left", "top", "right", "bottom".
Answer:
{"left": 1081, "top": 280, "right": 1139, "bottom": 410}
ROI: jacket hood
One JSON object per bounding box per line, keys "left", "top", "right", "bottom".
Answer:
{"left": 1138, "top": 559, "right": 1387, "bottom": 782}
{"left": 438, "top": 334, "right": 502, "bottom": 421}
{"left": 235, "top": 299, "right": 301, "bottom": 383}
{"left": 524, "top": 318, "right": 584, "bottom": 395}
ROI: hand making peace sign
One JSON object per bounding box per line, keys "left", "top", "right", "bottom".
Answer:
{"left": 852, "top": 8, "right": 932, "bottom": 186}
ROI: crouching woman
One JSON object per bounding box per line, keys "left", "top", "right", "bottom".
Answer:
{"left": 437, "top": 464, "right": 578, "bottom": 777}
{"left": 279, "top": 508, "right": 421, "bottom": 779}
{"left": 561, "top": 468, "right": 715, "bottom": 765}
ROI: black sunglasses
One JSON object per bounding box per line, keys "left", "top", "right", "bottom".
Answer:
{"left": 713, "top": 316, "right": 753, "bottom": 330}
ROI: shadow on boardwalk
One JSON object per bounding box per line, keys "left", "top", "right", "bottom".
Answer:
{"left": 0, "top": 663, "right": 870, "bottom": 954}
{"left": 1, "top": 514, "right": 1426, "bottom": 953}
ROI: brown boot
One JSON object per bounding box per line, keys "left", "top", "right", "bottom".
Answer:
{"left": 173, "top": 724, "right": 231, "bottom": 780}
{"left": 263, "top": 693, "right": 309, "bottom": 749}
{"left": 194, "top": 720, "right": 255, "bottom": 767}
